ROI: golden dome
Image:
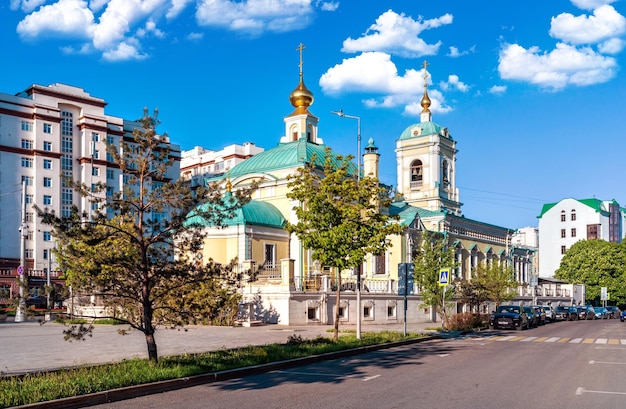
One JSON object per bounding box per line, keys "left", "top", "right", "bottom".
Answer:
{"left": 420, "top": 88, "right": 431, "bottom": 113}
{"left": 289, "top": 76, "right": 314, "bottom": 111}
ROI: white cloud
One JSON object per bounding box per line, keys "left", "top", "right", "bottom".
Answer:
{"left": 60, "top": 43, "right": 93, "bottom": 55}
{"left": 550, "top": 5, "right": 626, "bottom": 45}
{"left": 316, "top": 1, "right": 338, "bottom": 12}
{"left": 439, "top": 75, "right": 469, "bottom": 92}
{"left": 447, "top": 45, "right": 475, "bottom": 58}
{"left": 195, "top": 0, "right": 314, "bottom": 35}
{"left": 92, "top": 0, "right": 167, "bottom": 50}
{"left": 166, "top": 0, "right": 194, "bottom": 19}
{"left": 11, "top": 0, "right": 46, "bottom": 12}
{"left": 570, "top": 0, "right": 617, "bottom": 11}
{"left": 102, "top": 41, "right": 147, "bottom": 61}
{"left": 498, "top": 42, "right": 617, "bottom": 90}
{"left": 16, "top": 0, "right": 96, "bottom": 40}
{"left": 89, "top": 0, "right": 110, "bottom": 13}
{"left": 187, "top": 32, "right": 204, "bottom": 40}
{"left": 341, "top": 9, "right": 452, "bottom": 58}
{"left": 137, "top": 19, "right": 166, "bottom": 38}
{"left": 598, "top": 37, "right": 625, "bottom": 53}
{"left": 489, "top": 85, "right": 507, "bottom": 94}
{"left": 320, "top": 52, "right": 450, "bottom": 115}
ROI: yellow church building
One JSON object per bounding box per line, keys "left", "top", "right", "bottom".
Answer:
{"left": 193, "top": 52, "right": 536, "bottom": 326}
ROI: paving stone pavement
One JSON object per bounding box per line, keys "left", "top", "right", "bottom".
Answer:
{"left": 0, "top": 317, "right": 438, "bottom": 376}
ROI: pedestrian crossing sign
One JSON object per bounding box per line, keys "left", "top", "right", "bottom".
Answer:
{"left": 439, "top": 268, "right": 450, "bottom": 286}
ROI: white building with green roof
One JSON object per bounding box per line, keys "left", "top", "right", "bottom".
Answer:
{"left": 538, "top": 198, "right": 625, "bottom": 277}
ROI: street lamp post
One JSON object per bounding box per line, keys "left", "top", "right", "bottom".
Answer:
{"left": 15, "top": 180, "right": 28, "bottom": 323}
{"left": 331, "top": 109, "right": 362, "bottom": 340}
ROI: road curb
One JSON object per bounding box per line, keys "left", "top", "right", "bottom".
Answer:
{"left": 15, "top": 335, "right": 442, "bottom": 409}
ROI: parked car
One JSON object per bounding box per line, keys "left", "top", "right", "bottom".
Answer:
{"left": 532, "top": 306, "right": 546, "bottom": 325}
{"left": 576, "top": 305, "right": 595, "bottom": 320}
{"left": 593, "top": 307, "right": 608, "bottom": 319}
{"left": 489, "top": 305, "right": 529, "bottom": 330}
{"left": 542, "top": 305, "right": 556, "bottom": 323}
{"left": 621, "top": 309, "right": 626, "bottom": 322}
{"left": 605, "top": 306, "right": 621, "bottom": 319}
{"left": 523, "top": 306, "right": 538, "bottom": 328}
{"left": 554, "top": 306, "right": 578, "bottom": 321}
{"left": 25, "top": 295, "right": 47, "bottom": 308}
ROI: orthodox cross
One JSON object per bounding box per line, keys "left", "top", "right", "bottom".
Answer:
{"left": 297, "top": 43, "right": 306, "bottom": 76}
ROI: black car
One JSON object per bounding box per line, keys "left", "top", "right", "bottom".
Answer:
{"left": 26, "top": 295, "right": 48, "bottom": 308}
{"left": 523, "top": 306, "right": 538, "bottom": 328}
{"left": 606, "top": 306, "right": 621, "bottom": 319}
{"left": 576, "top": 305, "right": 595, "bottom": 320}
{"left": 532, "top": 306, "right": 546, "bottom": 325}
{"left": 554, "top": 306, "right": 578, "bottom": 321}
{"left": 489, "top": 305, "right": 529, "bottom": 330}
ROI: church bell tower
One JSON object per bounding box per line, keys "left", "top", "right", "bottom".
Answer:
{"left": 395, "top": 61, "right": 462, "bottom": 215}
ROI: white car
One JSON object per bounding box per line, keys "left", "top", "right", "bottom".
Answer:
{"left": 542, "top": 305, "right": 556, "bottom": 323}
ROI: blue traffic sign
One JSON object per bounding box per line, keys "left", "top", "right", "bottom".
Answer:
{"left": 439, "top": 268, "right": 450, "bottom": 286}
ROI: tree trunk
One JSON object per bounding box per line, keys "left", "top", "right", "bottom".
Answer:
{"left": 145, "top": 331, "right": 158, "bottom": 363}
{"left": 333, "top": 274, "right": 341, "bottom": 342}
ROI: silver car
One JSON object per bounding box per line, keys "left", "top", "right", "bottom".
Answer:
{"left": 542, "top": 305, "right": 556, "bottom": 323}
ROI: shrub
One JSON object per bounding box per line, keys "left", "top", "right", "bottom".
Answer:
{"left": 447, "top": 312, "right": 487, "bottom": 331}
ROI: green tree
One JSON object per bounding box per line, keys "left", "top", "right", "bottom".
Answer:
{"left": 286, "top": 149, "right": 403, "bottom": 341}
{"left": 36, "top": 109, "right": 251, "bottom": 363}
{"left": 413, "top": 232, "right": 456, "bottom": 328}
{"left": 555, "top": 239, "right": 626, "bottom": 305}
{"left": 457, "top": 263, "right": 517, "bottom": 312}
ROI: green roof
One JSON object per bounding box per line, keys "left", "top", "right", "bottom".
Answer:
{"left": 186, "top": 193, "right": 285, "bottom": 228}
{"left": 389, "top": 202, "right": 420, "bottom": 227}
{"left": 538, "top": 197, "right": 614, "bottom": 218}
{"left": 398, "top": 121, "right": 452, "bottom": 141}
{"left": 216, "top": 139, "right": 357, "bottom": 181}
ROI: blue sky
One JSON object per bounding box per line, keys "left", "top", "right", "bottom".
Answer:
{"left": 2, "top": 0, "right": 626, "bottom": 230}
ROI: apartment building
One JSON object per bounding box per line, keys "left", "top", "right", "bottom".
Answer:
{"left": 537, "top": 198, "right": 625, "bottom": 277}
{"left": 0, "top": 83, "right": 180, "bottom": 297}
{"left": 180, "top": 142, "right": 264, "bottom": 187}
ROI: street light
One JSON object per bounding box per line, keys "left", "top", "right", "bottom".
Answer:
{"left": 331, "top": 109, "right": 362, "bottom": 340}
{"left": 15, "top": 180, "right": 28, "bottom": 323}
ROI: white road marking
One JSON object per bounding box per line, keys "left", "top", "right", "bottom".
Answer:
{"left": 496, "top": 336, "right": 515, "bottom": 341}
{"left": 545, "top": 337, "right": 560, "bottom": 343}
{"left": 589, "top": 360, "right": 626, "bottom": 365}
{"left": 576, "top": 387, "right": 626, "bottom": 396}
{"left": 438, "top": 354, "right": 450, "bottom": 357}
{"left": 520, "top": 337, "right": 537, "bottom": 342}
{"left": 569, "top": 338, "right": 583, "bottom": 344}
{"left": 363, "top": 375, "right": 380, "bottom": 382}
{"left": 595, "top": 338, "right": 608, "bottom": 344}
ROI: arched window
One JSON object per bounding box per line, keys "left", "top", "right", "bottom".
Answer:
{"left": 442, "top": 159, "right": 449, "bottom": 186}
{"left": 560, "top": 210, "right": 566, "bottom": 222}
{"left": 571, "top": 209, "right": 576, "bottom": 221}
{"left": 410, "top": 160, "right": 423, "bottom": 189}
{"left": 290, "top": 124, "right": 299, "bottom": 141}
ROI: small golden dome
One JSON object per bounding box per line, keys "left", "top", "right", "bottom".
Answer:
{"left": 289, "top": 76, "right": 314, "bottom": 110}
{"left": 420, "top": 88, "right": 431, "bottom": 113}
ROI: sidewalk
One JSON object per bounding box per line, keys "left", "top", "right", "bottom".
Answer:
{"left": 0, "top": 318, "right": 439, "bottom": 376}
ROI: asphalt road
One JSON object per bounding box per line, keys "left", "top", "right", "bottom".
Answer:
{"left": 88, "top": 319, "right": 626, "bottom": 409}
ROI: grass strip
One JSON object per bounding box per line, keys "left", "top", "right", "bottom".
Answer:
{"left": 0, "top": 330, "right": 425, "bottom": 408}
